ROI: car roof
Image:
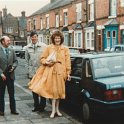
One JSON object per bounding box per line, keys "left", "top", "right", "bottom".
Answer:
{"left": 71, "top": 52, "right": 124, "bottom": 59}
{"left": 114, "top": 44, "right": 124, "bottom": 47}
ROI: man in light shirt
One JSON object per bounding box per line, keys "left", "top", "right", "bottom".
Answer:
{"left": 25, "top": 31, "right": 47, "bottom": 112}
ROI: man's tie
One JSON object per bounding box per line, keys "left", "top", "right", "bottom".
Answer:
{"left": 5, "top": 48, "right": 9, "bottom": 59}
{"left": 34, "top": 44, "right": 36, "bottom": 51}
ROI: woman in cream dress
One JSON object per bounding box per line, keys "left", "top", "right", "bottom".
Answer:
{"left": 28, "top": 31, "right": 71, "bottom": 118}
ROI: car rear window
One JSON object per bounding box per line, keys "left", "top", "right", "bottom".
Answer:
{"left": 92, "top": 55, "right": 124, "bottom": 79}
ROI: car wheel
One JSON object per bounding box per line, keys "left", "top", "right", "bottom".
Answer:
{"left": 82, "top": 102, "right": 94, "bottom": 123}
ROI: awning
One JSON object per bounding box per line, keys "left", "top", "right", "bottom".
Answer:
{"left": 84, "top": 21, "right": 94, "bottom": 28}
{"left": 39, "top": 29, "right": 46, "bottom": 34}
{"left": 39, "top": 29, "right": 50, "bottom": 35}
{"left": 45, "top": 29, "right": 50, "bottom": 35}
{"left": 74, "top": 23, "right": 82, "bottom": 29}
{"left": 104, "top": 19, "right": 119, "bottom": 26}
{"left": 61, "top": 27, "right": 69, "bottom": 32}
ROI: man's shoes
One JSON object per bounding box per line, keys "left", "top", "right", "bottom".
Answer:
{"left": 11, "top": 111, "right": 19, "bottom": 115}
{"left": 32, "top": 108, "right": 45, "bottom": 112}
{"left": 32, "top": 108, "right": 39, "bottom": 112}
{"left": 0, "top": 111, "right": 4, "bottom": 116}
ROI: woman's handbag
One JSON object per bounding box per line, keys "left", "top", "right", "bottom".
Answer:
{"left": 46, "top": 51, "right": 56, "bottom": 62}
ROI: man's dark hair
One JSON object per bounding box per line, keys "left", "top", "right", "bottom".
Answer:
{"left": 30, "top": 31, "right": 38, "bottom": 37}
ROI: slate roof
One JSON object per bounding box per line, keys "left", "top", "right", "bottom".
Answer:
{"left": 29, "top": 0, "right": 74, "bottom": 17}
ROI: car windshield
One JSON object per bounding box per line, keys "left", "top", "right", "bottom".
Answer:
{"left": 92, "top": 55, "right": 124, "bottom": 79}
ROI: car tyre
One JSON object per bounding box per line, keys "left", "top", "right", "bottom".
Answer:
{"left": 82, "top": 102, "right": 94, "bottom": 123}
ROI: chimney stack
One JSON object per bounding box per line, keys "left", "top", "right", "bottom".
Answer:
{"left": 21, "top": 11, "right": 25, "bottom": 17}
{"left": 3, "top": 7, "right": 7, "bottom": 18}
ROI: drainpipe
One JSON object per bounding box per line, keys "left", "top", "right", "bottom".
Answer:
{"left": 94, "top": 0, "right": 97, "bottom": 51}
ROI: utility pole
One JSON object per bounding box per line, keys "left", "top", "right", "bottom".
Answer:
{"left": 94, "top": 0, "right": 97, "bottom": 51}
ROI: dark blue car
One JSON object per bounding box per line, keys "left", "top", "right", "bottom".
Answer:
{"left": 64, "top": 52, "right": 124, "bottom": 122}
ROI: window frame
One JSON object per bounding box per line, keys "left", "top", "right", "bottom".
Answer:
{"left": 85, "top": 28, "right": 94, "bottom": 50}
{"left": 64, "top": 12, "right": 68, "bottom": 26}
{"left": 88, "top": 0, "right": 94, "bottom": 21}
{"left": 109, "top": 0, "right": 117, "bottom": 17}
{"left": 76, "top": 3, "right": 82, "bottom": 22}
{"left": 55, "top": 14, "right": 59, "bottom": 27}
{"left": 74, "top": 30, "right": 82, "bottom": 48}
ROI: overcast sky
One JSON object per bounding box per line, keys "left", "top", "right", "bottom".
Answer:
{"left": 0, "top": 0, "right": 50, "bottom": 17}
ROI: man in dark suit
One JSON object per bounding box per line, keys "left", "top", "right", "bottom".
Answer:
{"left": 0, "top": 36, "right": 19, "bottom": 116}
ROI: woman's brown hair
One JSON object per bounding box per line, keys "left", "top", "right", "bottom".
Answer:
{"left": 51, "top": 30, "right": 64, "bottom": 45}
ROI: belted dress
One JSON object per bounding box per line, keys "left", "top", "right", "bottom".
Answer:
{"left": 28, "top": 44, "right": 71, "bottom": 99}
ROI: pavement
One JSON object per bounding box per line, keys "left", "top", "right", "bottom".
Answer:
{"left": 0, "top": 58, "right": 82, "bottom": 124}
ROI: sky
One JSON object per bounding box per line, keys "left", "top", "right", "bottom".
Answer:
{"left": 0, "top": 0, "right": 50, "bottom": 17}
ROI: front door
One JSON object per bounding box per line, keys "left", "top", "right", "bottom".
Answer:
{"left": 104, "top": 26, "right": 118, "bottom": 49}
{"left": 121, "top": 30, "right": 124, "bottom": 44}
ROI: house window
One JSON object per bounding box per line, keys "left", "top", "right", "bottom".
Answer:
{"left": 44, "top": 35, "right": 50, "bottom": 45}
{"left": 46, "top": 16, "right": 49, "bottom": 29}
{"left": 64, "top": 12, "right": 68, "bottom": 26}
{"left": 40, "top": 18, "right": 43, "bottom": 30}
{"left": 55, "top": 14, "right": 59, "bottom": 27}
{"left": 106, "top": 31, "right": 111, "bottom": 48}
{"left": 110, "top": 0, "right": 117, "bottom": 17}
{"left": 33, "top": 19, "right": 36, "bottom": 30}
{"left": 28, "top": 20, "right": 31, "bottom": 31}
{"left": 74, "top": 31, "right": 82, "bottom": 48}
{"left": 40, "top": 37, "right": 43, "bottom": 42}
{"left": 91, "top": 32, "right": 94, "bottom": 48}
{"left": 63, "top": 33, "right": 69, "bottom": 46}
{"left": 87, "top": 32, "right": 90, "bottom": 47}
{"left": 20, "top": 31, "right": 24, "bottom": 37}
{"left": 112, "top": 30, "right": 116, "bottom": 47}
{"left": 85, "top": 29, "right": 94, "bottom": 50}
{"left": 76, "top": 3, "right": 82, "bottom": 22}
{"left": 6, "top": 27, "right": 13, "bottom": 33}
{"left": 98, "top": 30, "right": 101, "bottom": 35}
{"left": 121, "top": 0, "right": 124, "bottom": 7}
{"left": 88, "top": 0, "right": 94, "bottom": 21}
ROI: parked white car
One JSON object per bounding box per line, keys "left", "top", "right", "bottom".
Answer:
{"left": 111, "top": 44, "right": 124, "bottom": 52}
{"left": 9, "top": 45, "right": 23, "bottom": 57}
{"left": 104, "top": 45, "right": 124, "bottom": 52}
